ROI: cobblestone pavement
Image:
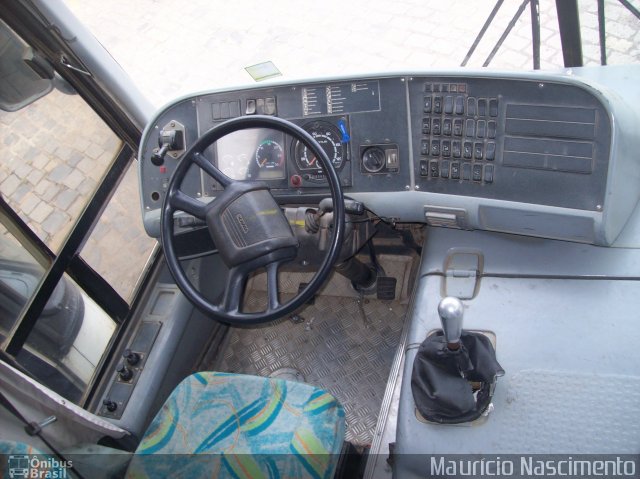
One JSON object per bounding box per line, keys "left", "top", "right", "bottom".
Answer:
{"left": 1, "top": 0, "right": 639, "bottom": 303}
{"left": 0, "top": 90, "right": 156, "bottom": 300}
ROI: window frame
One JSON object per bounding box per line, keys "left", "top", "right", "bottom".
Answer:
{"left": 0, "top": 0, "right": 151, "bottom": 406}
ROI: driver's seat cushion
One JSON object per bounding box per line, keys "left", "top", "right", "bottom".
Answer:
{"left": 127, "top": 372, "right": 345, "bottom": 478}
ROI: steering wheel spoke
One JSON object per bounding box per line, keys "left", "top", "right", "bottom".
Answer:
{"left": 169, "top": 190, "right": 208, "bottom": 219}
{"left": 221, "top": 267, "right": 246, "bottom": 314}
{"left": 193, "top": 151, "right": 231, "bottom": 187}
{"left": 266, "top": 261, "right": 281, "bottom": 312}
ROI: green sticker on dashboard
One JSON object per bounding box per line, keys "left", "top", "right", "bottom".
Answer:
{"left": 245, "top": 61, "right": 282, "bottom": 82}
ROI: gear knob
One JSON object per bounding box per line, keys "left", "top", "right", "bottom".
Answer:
{"left": 438, "top": 296, "right": 464, "bottom": 350}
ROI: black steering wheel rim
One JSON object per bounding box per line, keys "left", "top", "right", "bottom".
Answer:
{"left": 161, "top": 115, "right": 345, "bottom": 325}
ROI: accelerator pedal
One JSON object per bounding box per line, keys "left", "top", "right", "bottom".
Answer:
{"left": 376, "top": 276, "right": 397, "bottom": 301}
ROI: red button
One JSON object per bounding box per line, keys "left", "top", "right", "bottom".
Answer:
{"left": 291, "top": 175, "right": 302, "bottom": 187}
{"left": 159, "top": 166, "right": 167, "bottom": 173}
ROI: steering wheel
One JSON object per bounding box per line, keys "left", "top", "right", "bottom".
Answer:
{"left": 160, "top": 115, "right": 345, "bottom": 325}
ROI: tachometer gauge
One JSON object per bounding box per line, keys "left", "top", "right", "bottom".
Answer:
{"left": 294, "top": 121, "right": 346, "bottom": 173}
{"left": 255, "top": 139, "right": 284, "bottom": 170}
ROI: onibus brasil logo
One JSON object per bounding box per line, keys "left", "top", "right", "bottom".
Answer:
{"left": 7, "top": 455, "right": 71, "bottom": 479}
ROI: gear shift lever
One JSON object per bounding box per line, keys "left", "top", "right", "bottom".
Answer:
{"left": 438, "top": 296, "right": 464, "bottom": 350}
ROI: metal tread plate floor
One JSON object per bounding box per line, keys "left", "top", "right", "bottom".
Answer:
{"left": 214, "top": 280, "right": 408, "bottom": 445}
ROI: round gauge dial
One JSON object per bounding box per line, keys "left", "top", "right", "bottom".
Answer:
{"left": 294, "top": 122, "right": 346, "bottom": 172}
{"left": 255, "top": 139, "right": 284, "bottom": 170}
{"left": 362, "top": 147, "right": 386, "bottom": 173}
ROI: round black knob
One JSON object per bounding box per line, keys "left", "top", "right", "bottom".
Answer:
{"left": 123, "top": 349, "right": 141, "bottom": 366}
{"left": 117, "top": 363, "right": 133, "bottom": 381}
{"left": 103, "top": 399, "right": 117, "bottom": 412}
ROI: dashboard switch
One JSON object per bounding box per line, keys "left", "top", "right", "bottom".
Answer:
{"left": 453, "top": 119, "right": 463, "bottom": 136}
{"left": 441, "top": 160, "right": 450, "bottom": 178}
{"left": 246, "top": 99, "right": 256, "bottom": 114}
{"left": 478, "top": 98, "right": 487, "bottom": 116}
{"left": 123, "top": 349, "right": 141, "bottom": 366}
{"left": 429, "top": 160, "right": 439, "bottom": 178}
{"left": 463, "top": 142, "right": 473, "bottom": 159}
{"left": 443, "top": 119, "right": 452, "bottom": 136}
{"left": 474, "top": 142, "right": 484, "bottom": 160}
{"left": 485, "top": 165, "right": 494, "bottom": 183}
{"left": 451, "top": 162, "right": 460, "bottom": 179}
{"left": 489, "top": 98, "right": 499, "bottom": 117}
{"left": 472, "top": 164, "right": 483, "bottom": 181}
{"left": 117, "top": 364, "right": 133, "bottom": 382}
{"left": 444, "top": 96, "right": 453, "bottom": 114}
{"left": 103, "top": 400, "right": 117, "bottom": 412}
{"left": 486, "top": 142, "right": 496, "bottom": 161}
{"left": 265, "top": 97, "right": 277, "bottom": 115}
{"left": 385, "top": 149, "right": 399, "bottom": 169}
{"left": 442, "top": 140, "right": 451, "bottom": 157}
{"left": 452, "top": 141, "right": 462, "bottom": 158}
{"left": 423, "top": 96, "right": 432, "bottom": 113}
{"left": 291, "top": 174, "right": 302, "bottom": 187}
{"left": 420, "top": 160, "right": 428, "bottom": 176}
{"left": 433, "top": 96, "right": 443, "bottom": 114}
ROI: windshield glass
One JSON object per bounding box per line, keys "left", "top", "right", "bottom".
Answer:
{"left": 65, "top": 0, "right": 639, "bottom": 108}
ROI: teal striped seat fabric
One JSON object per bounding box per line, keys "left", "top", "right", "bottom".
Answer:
{"left": 127, "top": 372, "right": 345, "bottom": 479}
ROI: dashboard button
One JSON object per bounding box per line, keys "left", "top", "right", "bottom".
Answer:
{"left": 489, "top": 98, "right": 499, "bottom": 117}
{"left": 462, "top": 163, "right": 472, "bottom": 180}
{"left": 477, "top": 120, "right": 486, "bottom": 138}
{"left": 474, "top": 142, "right": 484, "bottom": 160}
{"left": 246, "top": 99, "right": 256, "bottom": 115}
{"left": 429, "top": 160, "right": 439, "bottom": 178}
{"left": 432, "top": 118, "right": 441, "bottom": 135}
{"left": 455, "top": 96, "right": 465, "bottom": 115}
{"left": 443, "top": 118, "right": 452, "bottom": 136}
{"left": 420, "top": 160, "right": 428, "bottom": 176}
{"left": 441, "top": 160, "right": 450, "bottom": 178}
{"left": 420, "top": 140, "right": 429, "bottom": 155}
{"left": 444, "top": 96, "right": 454, "bottom": 114}
{"left": 433, "top": 96, "right": 443, "bottom": 114}
{"left": 478, "top": 98, "right": 487, "bottom": 116}
{"left": 453, "top": 119, "right": 463, "bottom": 136}
{"left": 423, "top": 96, "right": 432, "bottom": 113}
{"left": 463, "top": 141, "right": 473, "bottom": 159}
{"left": 465, "top": 119, "right": 475, "bottom": 137}
{"left": 422, "top": 118, "right": 431, "bottom": 135}
{"left": 442, "top": 140, "right": 451, "bottom": 157}
{"left": 229, "top": 100, "right": 241, "bottom": 118}
{"left": 485, "top": 164, "right": 494, "bottom": 183}
{"left": 472, "top": 164, "right": 483, "bottom": 181}
{"left": 452, "top": 141, "right": 462, "bottom": 158}
{"left": 467, "top": 97, "right": 477, "bottom": 116}
{"left": 431, "top": 140, "right": 441, "bottom": 156}
{"left": 265, "top": 97, "right": 277, "bottom": 115}
{"left": 256, "top": 98, "right": 265, "bottom": 114}
{"left": 451, "top": 162, "right": 460, "bottom": 179}
{"left": 488, "top": 120, "right": 497, "bottom": 138}
{"left": 486, "top": 142, "right": 496, "bottom": 161}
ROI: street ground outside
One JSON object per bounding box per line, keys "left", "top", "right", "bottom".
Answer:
{"left": 1, "top": 0, "right": 639, "bottom": 303}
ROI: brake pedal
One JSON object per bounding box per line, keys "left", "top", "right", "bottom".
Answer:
{"left": 376, "top": 276, "right": 397, "bottom": 300}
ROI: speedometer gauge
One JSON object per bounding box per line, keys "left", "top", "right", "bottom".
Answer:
{"left": 294, "top": 121, "right": 346, "bottom": 173}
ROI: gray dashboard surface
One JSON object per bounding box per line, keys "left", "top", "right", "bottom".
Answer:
{"left": 394, "top": 226, "right": 640, "bottom": 477}
{"left": 139, "top": 67, "right": 640, "bottom": 245}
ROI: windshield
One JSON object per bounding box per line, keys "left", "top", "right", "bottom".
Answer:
{"left": 65, "top": 0, "right": 639, "bottom": 108}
